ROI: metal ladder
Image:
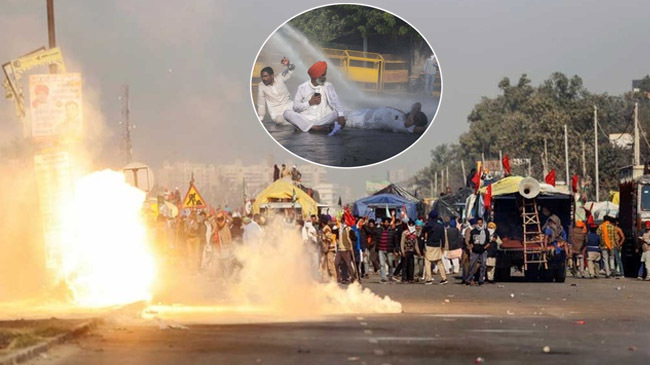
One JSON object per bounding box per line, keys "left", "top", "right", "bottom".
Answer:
{"left": 522, "top": 199, "right": 547, "bottom": 271}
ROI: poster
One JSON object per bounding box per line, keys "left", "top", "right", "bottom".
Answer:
{"left": 29, "top": 73, "right": 82, "bottom": 139}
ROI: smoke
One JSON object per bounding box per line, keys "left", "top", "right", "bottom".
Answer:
{"left": 142, "top": 218, "right": 401, "bottom": 324}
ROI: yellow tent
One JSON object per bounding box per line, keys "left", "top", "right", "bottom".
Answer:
{"left": 252, "top": 179, "right": 319, "bottom": 218}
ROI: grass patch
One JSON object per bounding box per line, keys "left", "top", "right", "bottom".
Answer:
{"left": 10, "top": 333, "right": 41, "bottom": 349}
{"left": 0, "top": 330, "right": 17, "bottom": 350}
{"left": 33, "top": 326, "right": 68, "bottom": 338}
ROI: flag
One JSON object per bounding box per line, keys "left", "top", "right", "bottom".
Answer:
{"left": 343, "top": 207, "right": 356, "bottom": 227}
{"left": 571, "top": 174, "right": 580, "bottom": 193}
{"left": 502, "top": 154, "right": 511, "bottom": 175}
{"left": 484, "top": 183, "right": 492, "bottom": 209}
{"left": 337, "top": 196, "right": 342, "bottom": 207}
{"left": 242, "top": 177, "right": 248, "bottom": 202}
{"left": 545, "top": 169, "right": 556, "bottom": 186}
{"left": 471, "top": 162, "right": 482, "bottom": 192}
{"left": 385, "top": 205, "right": 390, "bottom": 218}
{"left": 291, "top": 188, "right": 297, "bottom": 204}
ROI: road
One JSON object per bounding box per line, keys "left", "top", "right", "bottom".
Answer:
{"left": 26, "top": 275, "right": 650, "bottom": 364}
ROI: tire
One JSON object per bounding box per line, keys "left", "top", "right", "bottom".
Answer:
{"left": 495, "top": 267, "right": 511, "bottom": 282}
{"left": 540, "top": 266, "right": 554, "bottom": 282}
{"left": 524, "top": 264, "right": 539, "bottom": 282}
{"left": 554, "top": 263, "right": 567, "bottom": 283}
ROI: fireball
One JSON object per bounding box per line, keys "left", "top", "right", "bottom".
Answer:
{"left": 58, "top": 170, "right": 156, "bottom": 307}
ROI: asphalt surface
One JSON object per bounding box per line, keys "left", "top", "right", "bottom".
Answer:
{"left": 260, "top": 92, "right": 440, "bottom": 167}
{"left": 24, "top": 274, "right": 650, "bottom": 365}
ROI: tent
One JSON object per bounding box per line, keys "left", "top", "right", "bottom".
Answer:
{"left": 353, "top": 193, "right": 418, "bottom": 220}
{"left": 432, "top": 187, "right": 473, "bottom": 220}
{"left": 373, "top": 183, "right": 426, "bottom": 216}
{"left": 252, "top": 179, "right": 319, "bottom": 218}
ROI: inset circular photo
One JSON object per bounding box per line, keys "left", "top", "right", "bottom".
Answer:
{"left": 251, "top": 4, "right": 442, "bottom": 168}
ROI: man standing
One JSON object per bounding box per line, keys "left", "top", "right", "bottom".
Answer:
{"left": 400, "top": 220, "right": 418, "bottom": 283}
{"left": 586, "top": 224, "right": 602, "bottom": 278}
{"left": 422, "top": 53, "right": 438, "bottom": 95}
{"left": 423, "top": 210, "right": 448, "bottom": 285}
{"left": 597, "top": 216, "right": 618, "bottom": 277}
{"left": 291, "top": 165, "right": 302, "bottom": 182}
{"left": 375, "top": 218, "right": 397, "bottom": 283}
{"left": 465, "top": 218, "right": 489, "bottom": 285}
{"left": 243, "top": 216, "right": 263, "bottom": 245}
{"left": 637, "top": 221, "right": 650, "bottom": 280}
{"left": 334, "top": 222, "right": 358, "bottom": 283}
{"left": 569, "top": 221, "right": 587, "bottom": 277}
{"left": 320, "top": 219, "right": 337, "bottom": 282}
{"left": 257, "top": 57, "right": 295, "bottom": 125}
{"left": 283, "top": 61, "right": 346, "bottom": 135}
{"left": 485, "top": 222, "right": 500, "bottom": 283}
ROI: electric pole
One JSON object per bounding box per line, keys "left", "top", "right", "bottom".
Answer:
{"left": 120, "top": 85, "right": 133, "bottom": 164}
{"left": 594, "top": 105, "right": 599, "bottom": 201}
{"left": 47, "top": 0, "right": 57, "bottom": 73}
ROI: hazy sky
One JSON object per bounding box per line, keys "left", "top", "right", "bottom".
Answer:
{"left": 1, "top": 0, "right": 649, "bottom": 197}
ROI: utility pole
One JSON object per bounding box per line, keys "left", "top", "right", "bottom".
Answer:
{"left": 581, "top": 141, "right": 587, "bottom": 177}
{"left": 564, "top": 124, "right": 569, "bottom": 186}
{"left": 434, "top": 172, "right": 438, "bottom": 196}
{"left": 47, "top": 0, "right": 57, "bottom": 73}
{"left": 121, "top": 85, "right": 133, "bottom": 164}
{"left": 543, "top": 137, "right": 549, "bottom": 177}
{"left": 635, "top": 101, "right": 640, "bottom": 166}
{"left": 446, "top": 166, "right": 450, "bottom": 190}
{"left": 460, "top": 159, "right": 466, "bottom": 185}
{"left": 594, "top": 105, "right": 600, "bottom": 201}
{"left": 499, "top": 150, "right": 503, "bottom": 176}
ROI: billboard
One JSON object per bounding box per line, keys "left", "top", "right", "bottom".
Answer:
{"left": 29, "top": 73, "right": 82, "bottom": 139}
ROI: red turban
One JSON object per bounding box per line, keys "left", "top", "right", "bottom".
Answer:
{"left": 308, "top": 61, "right": 327, "bottom": 79}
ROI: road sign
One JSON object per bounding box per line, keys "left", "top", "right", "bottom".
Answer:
{"left": 183, "top": 183, "right": 207, "bottom": 209}
{"left": 123, "top": 162, "right": 155, "bottom": 192}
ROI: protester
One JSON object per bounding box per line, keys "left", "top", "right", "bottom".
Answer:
{"left": 569, "top": 220, "right": 587, "bottom": 278}
{"left": 485, "top": 222, "right": 500, "bottom": 283}
{"left": 335, "top": 221, "right": 358, "bottom": 283}
{"left": 586, "top": 224, "right": 602, "bottom": 278}
{"left": 283, "top": 61, "right": 346, "bottom": 135}
{"left": 344, "top": 103, "right": 429, "bottom": 134}
{"left": 243, "top": 215, "right": 263, "bottom": 245}
{"left": 414, "top": 219, "right": 426, "bottom": 281}
{"left": 291, "top": 165, "right": 302, "bottom": 182}
{"left": 465, "top": 218, "right": 489, "bottom": 285}
{"left": 400, "top": 220, "right": 418, "bottom": 283}
{"left": 320, "top": 218, "right": 337, "bottom": 282}
{"left": 423, "top": 210, "right": 448, "bottom": 285}
{"left": 256, "top": 57, "right": 295, "bottom": 125}
{"left": 442, "top": 218, "right": 463, "bottom": 275}
{"left": 281, "top": 164, "right": 291, "bottom": 178}
{"left": 597, "top": 216, "right": 618, "bottom": 277}
{"left": 375, "top": 217, "right": 397, "bottom": 283}
{"left": 361, "top": 218, "right": 381, "bottom": 276}
{"left": 273, "top": 164, "right": 280, "bottom": 181}
{"left": 638, "top": 221, "right": 650, "bottom": 280}
{"left": 613, "top": 219, "right": 625, "bottom": 276}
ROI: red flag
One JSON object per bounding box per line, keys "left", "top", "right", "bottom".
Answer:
{"left": 471, "top": 162, "right": 482, "bottom": 192}
{"left": 484, "top": 183, "right": 492, "bottom": 209}
{"left": 502, "top": 155, "right": 511, "bottom": 176}
{"left": 545, "top": 169, "right": 556, "bottom": 186}
{"left": 343, "top": 207, "right": 356, "bottom": 227}
{"left": 571, "top": 174, "right": 580, "bottom": 193}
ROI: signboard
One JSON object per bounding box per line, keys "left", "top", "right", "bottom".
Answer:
{"left": 29, "top": 73, "right": 82, "bottom": 139}
{"left": 183, "top": 183, "right": 207, "bottom": 209}
{"left": 123, "top": 162, "right": 155, "bottom": 192}
{"left": 609, "top": 133, "right": 633, "bottom": 149}
{"left": 34, "top": 151, "right": 73, "bottom": 270}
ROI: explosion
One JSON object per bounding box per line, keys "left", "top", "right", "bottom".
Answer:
{"left": 57, "top": 170, "right": 156, "bottom": 307}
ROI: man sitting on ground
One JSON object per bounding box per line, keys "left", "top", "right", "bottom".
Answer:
{"left": 283, "top": 61, "right": 346, "bottom": 135}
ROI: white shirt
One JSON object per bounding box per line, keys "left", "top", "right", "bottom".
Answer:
{"left": 292, "top": 80, "right": 345, "bottom": 121}
{"left": 257, "top": 69, "right": 293, "bottom": 121}
{"left": 302, "top": 222, "right": 317, "bottom": 244}
{"left": 346, "top": 107, "right": 415, "bottom": 133}
{"left": 243, "top": 221, "right": 263, "bottom": 245}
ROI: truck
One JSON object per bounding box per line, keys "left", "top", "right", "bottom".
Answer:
{"left": 466, "top": 176, "right": 573, "bottom": 282}
{"left": 618, "top": 164, "right": 648, "bottom": 277}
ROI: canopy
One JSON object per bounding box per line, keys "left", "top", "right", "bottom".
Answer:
{"left": 478, "top": 175, "right": 568, "bottom": 197}
{"left": 252, "top": 179, "right": 318, "bottom": 218}
{"left": 353, "top": 193, "right": 417, "bottom": 220}
{"left": 584, "top": 201, "right": 619, "bottom": 222}
{"left": 373, "top": 183, "right": 426, "bottom": 216}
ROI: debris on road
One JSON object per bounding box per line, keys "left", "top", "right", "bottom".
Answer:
{"left": 543, "top": 346, "right": 551, "bottom": 353}
{"left": 574, "top": 320, "right": 586, "bottom": 325}
{"left": 474, "top": 356, "right": 485, "bottom": 364}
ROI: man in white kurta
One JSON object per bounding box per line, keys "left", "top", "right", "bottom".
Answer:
{"left": 283, "top": 61, "right": 346, "bottom": 135}
{"left": 256, "top": 58, "right": 295, "bottom": 125}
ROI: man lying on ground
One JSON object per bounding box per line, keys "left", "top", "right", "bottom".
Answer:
{"left": 345, "top": 102, "right": 429, "bottom": 134}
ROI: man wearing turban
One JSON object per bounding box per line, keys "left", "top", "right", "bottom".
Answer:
{"left": 283, "top": 61, "right": 346, "bottom": 135}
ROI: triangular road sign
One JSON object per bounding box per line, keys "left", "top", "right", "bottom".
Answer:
{"left": 183, "top": 183, "right": 207, "bottom": 209}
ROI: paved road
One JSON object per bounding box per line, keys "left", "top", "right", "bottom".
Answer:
{"left": 26, "top": 276, "right": 650, "bottom": 364}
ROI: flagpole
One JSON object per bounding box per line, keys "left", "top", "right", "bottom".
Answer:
{"left": 594, "top": 105, "right": 600, "bottom": 201}
{"left": 564, "top": 124, "right": 569, "bottom": 186}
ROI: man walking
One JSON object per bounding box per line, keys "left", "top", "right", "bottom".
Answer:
{"left": 465, "top": 218, "right": 489, "bottom": 285}
{"left": 423, "top": 210, "right": 448, "bottom": 285}
{"left": 569, "top": 220, "right": 587, "bottom": 277}
{"left": 334, "top": 222, "right": 358, "bottom": 283}
{"left": 597, "top": 216, "right": 618, "bottom": 277}
{"left": 283, "top": 61, "right": 346, "bottom": 135}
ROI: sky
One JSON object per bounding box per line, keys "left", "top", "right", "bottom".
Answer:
{"left": 1, "top": 0, "right": 649, "bottom": 198}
